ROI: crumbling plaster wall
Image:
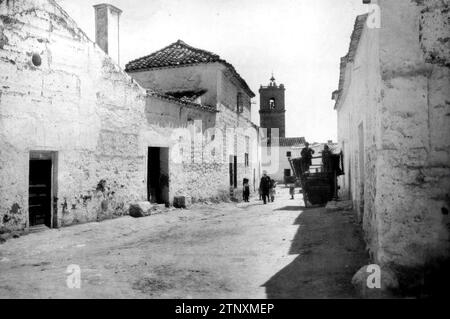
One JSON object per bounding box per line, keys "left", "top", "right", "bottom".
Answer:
{"left": 0, "top": 0, "right": 149, "bottom": 230}
{"left": 129, "top": 61, "right": 260, "bottom": 197}
{"left": 336, "top": 14, "right": 381, "bottom": 236}
{"left": 143, "top": 94, "right": 259, "bottom": 202}
{"left": 215, "top": 102, "right": 259, "bottom": 199}
{"left": 0, "top": 0, "right": 255, "bottom": 231}
{"left": 374, "top": 0, "right": 450, "bottom": 269}
{"left": 143, "top": 95, "right": 232, "bottom": 203}
{"left": 216, "top": 67, "right": 258, "bottom": 195}
{"left": 217, "top": 66, "right": 252, "bottom": 121}
{"left": 338, "top": 0, "right": 449, "bottom": 276}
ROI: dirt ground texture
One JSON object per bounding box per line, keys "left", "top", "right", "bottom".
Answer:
{"left": 0, "top": 187, "right": 368, "bottom": 299}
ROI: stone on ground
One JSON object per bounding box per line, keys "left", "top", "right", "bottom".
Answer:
{"left": 173, "top": 196, "right": 192, "bottom": 209}
{"left": 129, "top": 202, "right": 153, "bottom": 218}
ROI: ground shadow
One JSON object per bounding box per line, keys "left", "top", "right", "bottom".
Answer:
{"left": 275, "top": 206, "right": 321, "bottom": 212}
{"left": 274, "top": 206, "right": 303, "bottom": 211}
{"left": 263, "top": 208, "right": 369, "bottom": 299}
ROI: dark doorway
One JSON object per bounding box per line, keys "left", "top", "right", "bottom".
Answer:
{"left": 229, "top": 160, "right": 233, "bottom": 187}
{"left": 29, "top": 156, "right": 54, "bottom": 228}
{"left": 234, "top": 156, "right": 238, "bottom": 188}
{"left": 148, "top": 147, "right": 169, "bottom": 205}
{"left": 229, "top": 155, "right": 238, "bottom": 188}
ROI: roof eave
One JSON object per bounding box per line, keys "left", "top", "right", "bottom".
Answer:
{"left": 146, "top": 90, "right": 218, "bottom": 113}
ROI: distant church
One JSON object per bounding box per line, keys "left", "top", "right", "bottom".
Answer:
{"left": 259, "top": 75, "right": 286, "bottom": 138}
{"left": 259, "top": 75, "right": 305, "bottom": 182}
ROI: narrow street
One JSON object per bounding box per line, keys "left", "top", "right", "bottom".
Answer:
{"left": 0, "top": 188, "right": 368, "bottom": 299}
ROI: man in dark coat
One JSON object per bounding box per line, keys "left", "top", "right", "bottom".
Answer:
{"left": 259, "top": 171, "right": 272, "bottom": 205}
{"left": 322, "top": 144, "right": 333, "bottom": 172}
{"left": 301, "top": 142, "right": 315, "bottom": 174}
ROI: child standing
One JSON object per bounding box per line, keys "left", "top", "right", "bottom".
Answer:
{"left": 289, "top": 185, "right": 295, "bottom": 200}
{"left": 269, "top": 179, "right": 276, "bottom": 202}
{"left": 243, "top": 178, "right": 250, "bottom": 202}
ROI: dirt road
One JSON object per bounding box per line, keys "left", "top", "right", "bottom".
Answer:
{"left": 0, "top": 188, "right": 368, "bottom": 299}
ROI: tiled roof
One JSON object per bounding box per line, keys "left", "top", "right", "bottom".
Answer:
{"left": 275, "top": 137, "right": 306, "bottom": 147}
{"left": 146, "top": 90, "right": 217, "bottom": 113}
{"left": 333, "top": 14, "right": 368, "bottom": 110}
{"left": 125, "top": 40, "right": 255, "bottom": 97}
{"left": 336, "top": 55, "right": 348, "bottom": 96}
{"left": 347, "top": 14, "right": 368, "bottom": 63}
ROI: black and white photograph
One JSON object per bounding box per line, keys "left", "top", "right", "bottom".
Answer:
{"left": 0, "top": 0, "right": 449, "bottom": 305}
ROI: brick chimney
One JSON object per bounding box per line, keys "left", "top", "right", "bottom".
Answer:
{"left": 94, "top": 3, "right": 122, "bottom": 65}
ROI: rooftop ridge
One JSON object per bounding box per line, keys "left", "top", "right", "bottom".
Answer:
{"left": 333, "top": 13, "right": 368, "bottom": 110}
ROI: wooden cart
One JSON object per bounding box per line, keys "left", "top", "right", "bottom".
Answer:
{"left": 288, "top": 152, "right": 344, "bottom": 207}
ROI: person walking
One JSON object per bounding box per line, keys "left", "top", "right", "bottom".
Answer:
{"left": 322, "top": 144, "right": 333, "bottom": 172}
{"left": 259, "top": 171, "right": 271, "bottom": 205}
{"left": 301, "top": 142, "right": 315, "bottom": 174}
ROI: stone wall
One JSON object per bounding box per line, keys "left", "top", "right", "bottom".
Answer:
{"left": 144, "top": 94, "right": 231, "bottom": 203}
{"left": 127, "top": 56, "right": 261, "bottom": 197}
{"left": 336, "top": 13, "right": 379, "bottom": 225}
{"left": 216, "top": 67, "right": 259, "bottom": 194}
{"left": 375, "top": 0, "right": 450, "bottom": 270}
{"left": 0, "top": 0, "right": 260, "bottom": 232}
{"left": 336, "top": 0, "right": 450, "bottom": 292}
{"left": 218, "top": 67, "right": 252, "bottom": 121}
{"left": 215, "top": 103, "right": 260, "bottom": 198}
{"left": 0, "top": 0, "right": 147, "bottom": 230}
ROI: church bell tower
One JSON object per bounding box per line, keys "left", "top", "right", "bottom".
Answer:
{"left": 259, "top": 75, "right": 286, "bottom": 138}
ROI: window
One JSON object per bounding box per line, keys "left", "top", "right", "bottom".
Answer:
{"left": 286, "top": 151, "right": 292, "bottom": 158}
{"left": 237, "top": 93, "right": 244, "bottom": 113}
{"left": 269, "top": 98, "right": 276, "bottom": 109}
{"left": 284, "top": 169, "right": 291, "bottom": 177}
{"left": 245, "top": 136, "right": 250, "bottom": 167}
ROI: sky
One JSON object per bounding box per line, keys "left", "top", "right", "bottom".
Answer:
{"left": 55, "top": 0, "right": 368, "bottom": 143}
